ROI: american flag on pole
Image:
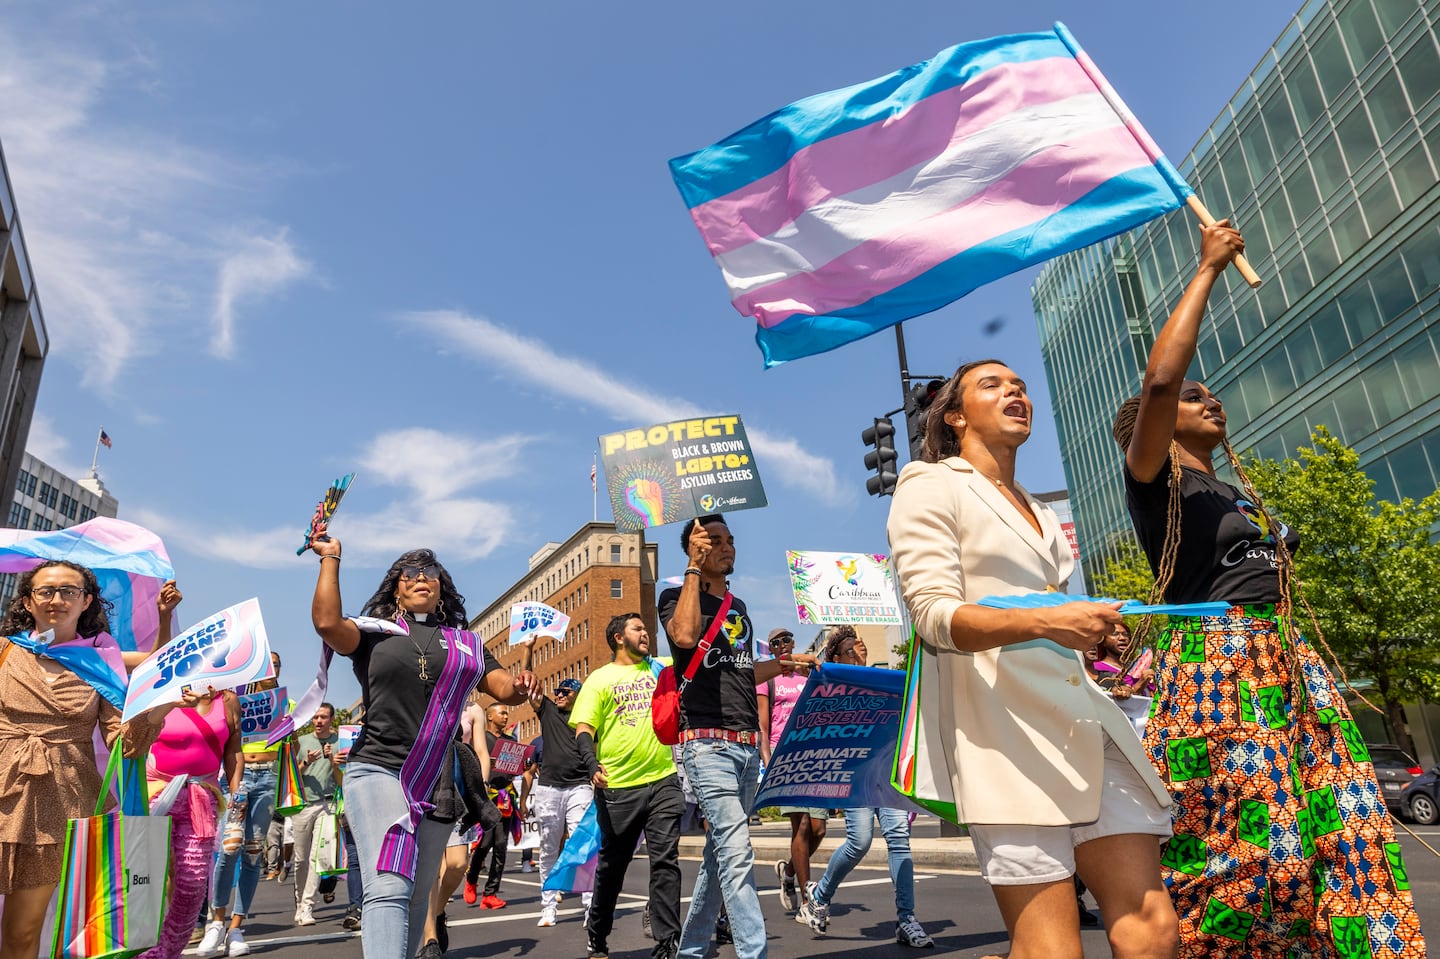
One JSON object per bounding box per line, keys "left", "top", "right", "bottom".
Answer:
{"left": 670, "top": 23, "right": 1192, "bottom": 367}
{"left": 99, "top": 429, "right": 113, "bottom": 449}
{"left": 590, "top": 460, "right": 597, "bottom": 492}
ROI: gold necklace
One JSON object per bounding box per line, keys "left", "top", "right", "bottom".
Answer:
{"left": 405, "top": 616, "right": 437, "bottom": 682}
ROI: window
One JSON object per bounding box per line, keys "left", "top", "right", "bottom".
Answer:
{"left": 30, "top": 513, "right": 46, "bottom": 531}
{"left": 1336, "top": 0, "right": 1384, "bottom": 68}
{"left": 38, "top": 482, "right": 51, "bottom": 505}
{"left": 609, "top": 544, "right": 621, "bottom": 563}
{"left": 1396, "top": 34, "right": 1440, "bottom": 110}
{"left": 79, "top": 506, "right": 96, "bottom": 522}
{"left": 610, "top": 579, "right": 623, "bottom": 599}
{"left": 15, "top": 507, "right": 29, "bottom": 529}
{"left": 7, "top": 503, "right": 21, "bottom": 526}
{"left": 23, "top": 473, "right": 35, "bottom": 497}
{"left": 14, "top": 469, "right": 29, "bottom": 493}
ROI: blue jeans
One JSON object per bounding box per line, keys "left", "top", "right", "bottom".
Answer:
{"left": 342, "top": 820, "right": 363, "bottom": 908}
{"left": 344, "top": 762, "right": 452, "bottom": 959}
{"left": 210, "top": 764, "right": 276, "bottom": 917}
{"left": 679, "top": 739, "right": 766, "bottom": 959}
{"left": 813, "top": 807, "right": 915, "bottom": 919}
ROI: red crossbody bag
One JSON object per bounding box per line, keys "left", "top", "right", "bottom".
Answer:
{"left": 651, "top": 592, "right": 733, "bottom": 746}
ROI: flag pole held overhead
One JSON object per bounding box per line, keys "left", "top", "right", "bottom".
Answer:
{"left": 671, "top": 23, "right": 1243, "bottom": 367}
{"left": 1050, "top": 22, "right": 1262, "bottom": 289}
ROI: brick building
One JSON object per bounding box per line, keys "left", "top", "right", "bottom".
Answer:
{"left": 468, "top": 522, "right": 659, "bottom": 742}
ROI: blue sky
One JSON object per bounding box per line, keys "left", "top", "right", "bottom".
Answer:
{"left": 2, "top": 1, "right": 1297, "bottom": 707}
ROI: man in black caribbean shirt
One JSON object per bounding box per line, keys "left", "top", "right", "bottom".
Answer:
{"left": 660, "top": 515, "right": 817, "bottom": 959}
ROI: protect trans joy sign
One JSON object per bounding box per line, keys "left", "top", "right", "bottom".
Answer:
{"left": 122, "top": 598, "right": 272, "bottom": 721}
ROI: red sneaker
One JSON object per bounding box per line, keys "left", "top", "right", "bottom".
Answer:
{"left": 480, "top": 894, "right": 507, "bottom": 910}
{"left": 463, "top": 881, "right": 478, "bottom": 906}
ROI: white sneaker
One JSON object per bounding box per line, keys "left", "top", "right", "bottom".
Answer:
{"left": 775, "top": 859, "right": 797, "bottom": 912}
{"left": 896, "top": 916, "right": 934, "bottom": 948}
{"left": 294, "top": 907, "right": 316, "bottom": 926}
{"left": 225, "top": 929, "right": 251, "bottom": 957}
{"left": 196, "top": 921, "right": 227, "bottom": 958}
{"left": 537, "top": 905, "right": 558, "bottom": 927}
{"left": 521, "top": 861, "right": 536, "bottom": 873}
{"left": 796, "top": 899, "right": 828, "bottom": 935}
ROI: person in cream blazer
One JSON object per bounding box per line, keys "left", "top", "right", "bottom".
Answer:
{"left": 886, "top": 359, "right": 1178, "bottom": 959}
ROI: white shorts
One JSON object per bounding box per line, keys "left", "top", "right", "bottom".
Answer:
{"left": 969, "top": 731, "right": 1171, "bottom": 886}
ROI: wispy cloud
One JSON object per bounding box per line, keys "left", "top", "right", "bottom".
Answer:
{"left": 133, "top": 427, "right": 525, "bottom": 570}
{"left": 0, "top": 48, "right": 305, "bottom": 385}
{"left": 22, "top": 413, "right": 88, "bottom": 477}
{"left": 411, "top": 310, "right": 850, "bottom": 506}
{"left": 210, "top": 229, "right": 311, "bottom": 358}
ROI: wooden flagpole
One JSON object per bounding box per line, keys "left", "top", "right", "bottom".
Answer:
{"left": 1185, "top": 195, "right": 1262, "bottom": 288}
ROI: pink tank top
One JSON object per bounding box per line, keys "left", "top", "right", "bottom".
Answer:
{"left": 150, "top": 701, "right": 231, "bottom": 780}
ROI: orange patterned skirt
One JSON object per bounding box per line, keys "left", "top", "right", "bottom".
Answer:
{"left": 1144, "top": 604, "right": 1427, "bottom": 958}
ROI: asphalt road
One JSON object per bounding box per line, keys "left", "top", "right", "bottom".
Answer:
{"left": 192, "top": 827, "right": 1440, "bottom": 958}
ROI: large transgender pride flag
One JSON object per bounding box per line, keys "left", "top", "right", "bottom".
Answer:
{"left": 670, "top": 23, "right": 1193, "bottom": 367}
{"left": 0, "top": 517, "right": 174, "bottom": 652}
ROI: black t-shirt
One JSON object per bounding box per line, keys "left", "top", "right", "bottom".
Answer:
{"left": 658, "top": 586, "right": 759, "bottom": 733}
{"left": 487, "top": 729, "right": 519, "bottom": 789}
{"left": 1125, "top": 461, "right": 1300, "bottom": 605}
{"left": 534, "top": 699, "right": 589, "bottom": 787}
{"left": 346, "top": 613, "right": 503, "bottom": 779}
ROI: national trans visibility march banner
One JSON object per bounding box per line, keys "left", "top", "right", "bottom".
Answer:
{"left": 753, "top": 663, "right": 920, "bottom": 812}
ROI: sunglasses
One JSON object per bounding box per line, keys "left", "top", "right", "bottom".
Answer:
{"left": 399, "top": 564, "right": 440, "bottom": 582}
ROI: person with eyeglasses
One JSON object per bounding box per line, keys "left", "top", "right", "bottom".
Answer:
{"left": 306, "top": 521, "right": 536, "bottom": 959}
{"left": 516, "top": 662, "right": 594, "bottom": 929}
{"left": 0, "top": 560, "right": 174, "bottom": 959}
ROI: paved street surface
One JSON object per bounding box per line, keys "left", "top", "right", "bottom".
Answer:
{"left": 189, "top": 824, "right": 1440, "bottom": 958}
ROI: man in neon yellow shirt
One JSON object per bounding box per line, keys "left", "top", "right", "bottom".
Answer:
{"left": 572, "top": 612, "right": 683, "bottom": 959}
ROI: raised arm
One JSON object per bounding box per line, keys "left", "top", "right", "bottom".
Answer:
{"left": 1126, "top": 221, "right": 1245, "bottom": 482}
{"left": 222, "top": 691, "right": 244, "bottom": 798}
{"left": 664, "top": 520, "right": 712, "bottom": 648}
{"left": 122, "top": 579, "right": 183, "bottom": 671}
{"left": 309, "top": 520, "right": 362, "bottom": 655}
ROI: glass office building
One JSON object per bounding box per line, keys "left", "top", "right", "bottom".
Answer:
{"left": 1032, "top": 0, "right": 1440, "bottom": 571}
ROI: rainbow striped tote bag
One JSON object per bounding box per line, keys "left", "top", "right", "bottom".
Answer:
{"left": 890, "top": 629, "right": 959, "bottom": 824}
{"left": 50, "top": 745, "right": 170, "bottom": 959}
{"left": 274, "top": 738, "right": 307, "bottom": 816}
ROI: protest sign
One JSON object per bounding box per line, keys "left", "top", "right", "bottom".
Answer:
{"left": 786, "top": 551, "right": 903, "bottom": 626}
{"left": 237, "top": 686, "right": 289, "bottom": 744}
{"left": 598, "top": 415, "right": 766, "bottom": 530}
{"left": 509, "top": 602, "right": 570, "bottom": 646}
{"left": 753, "top": 663, "right": 919, "bottom": 812}
{"left": 122, "top": 598, "right": 272, "bottom": 721}
{"left": 336, "top": 724, "right": 362, "bottom": 758}
{"left": 296, "top": 472, "right": 357, "bottom": 555}
{"left": 491, "top": 739, "right": 536, "bottom": 778}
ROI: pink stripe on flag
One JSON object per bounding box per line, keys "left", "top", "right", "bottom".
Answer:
{"left": 738, "top": 124, "right": 1154, "bottom": 326}
{"left": 1072, "top": 50, "right": 1166, "bottom": 161}
{"left": 690, "top": 56, "right": 1095, "bottom": 257}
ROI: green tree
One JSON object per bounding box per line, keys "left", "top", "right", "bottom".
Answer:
{"left": 1246, "top": 427, "right": 1440, "bottom": 755}
{"left": 1089, "top": 538, "right": 1158, "bottom": 603}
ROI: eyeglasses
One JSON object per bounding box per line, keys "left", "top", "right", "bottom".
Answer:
{"left": 399, "top": 564, "right": 440, "bottom": 582}
{"left": 30, "top": 586, "right": 86, "bottom": 602}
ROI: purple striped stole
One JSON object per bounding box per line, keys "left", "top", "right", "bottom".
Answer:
{"left": 375, "top": 618, "right": 485, "bottom": 880}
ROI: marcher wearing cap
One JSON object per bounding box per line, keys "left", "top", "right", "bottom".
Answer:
{"left": 756, "top": 628, "right": 830, "bottom": 916}
{"left": 514, "top": 645, "right": 596, "bottom": 930}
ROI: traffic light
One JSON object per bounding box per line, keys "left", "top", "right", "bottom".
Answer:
{"left": 861, "top": 417, "right": 899, "bottom": 497}
{"left": 904, "top": 379, "right": 944, "bottom": 463}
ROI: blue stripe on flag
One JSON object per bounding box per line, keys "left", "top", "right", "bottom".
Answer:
{"left": 669, "top": 32, "right": 1066, "bottom": 209}
{"left": 754, "top": 165, "right": 1189, "bottom": 367}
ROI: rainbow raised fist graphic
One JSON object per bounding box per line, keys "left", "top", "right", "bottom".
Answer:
{"left": 624, "top": 477, "right": 665, "bottom": 527}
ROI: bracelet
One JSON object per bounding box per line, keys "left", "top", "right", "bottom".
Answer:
{"left": 684, "top": 567, "right": 702, "bottom": 577}
{"left": 320, "top": 554, "right": 341, "bottom": 564}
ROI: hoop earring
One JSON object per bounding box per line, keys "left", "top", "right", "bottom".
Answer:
{"left": 436, "top": 599, "right": 447, "bottom": 623}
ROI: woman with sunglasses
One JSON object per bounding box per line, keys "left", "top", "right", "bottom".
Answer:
{"left": 0, "top": 561, "right": 168, "bottom": 959}
{"left": 308, "top": 521, "right": 535, "bottom": 959}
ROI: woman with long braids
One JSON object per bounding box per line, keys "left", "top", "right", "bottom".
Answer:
{"left": 308, "top": 521, "right": 535, "bottom": 959}
{"left": 0, "top": 561, "right": 167, "bottom": 959}
{"left": 888, "top": 360, "right": 1177, "bottom": 959}
{"left": 1115, "top": 220, "right": 1426, "bottom": 957}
